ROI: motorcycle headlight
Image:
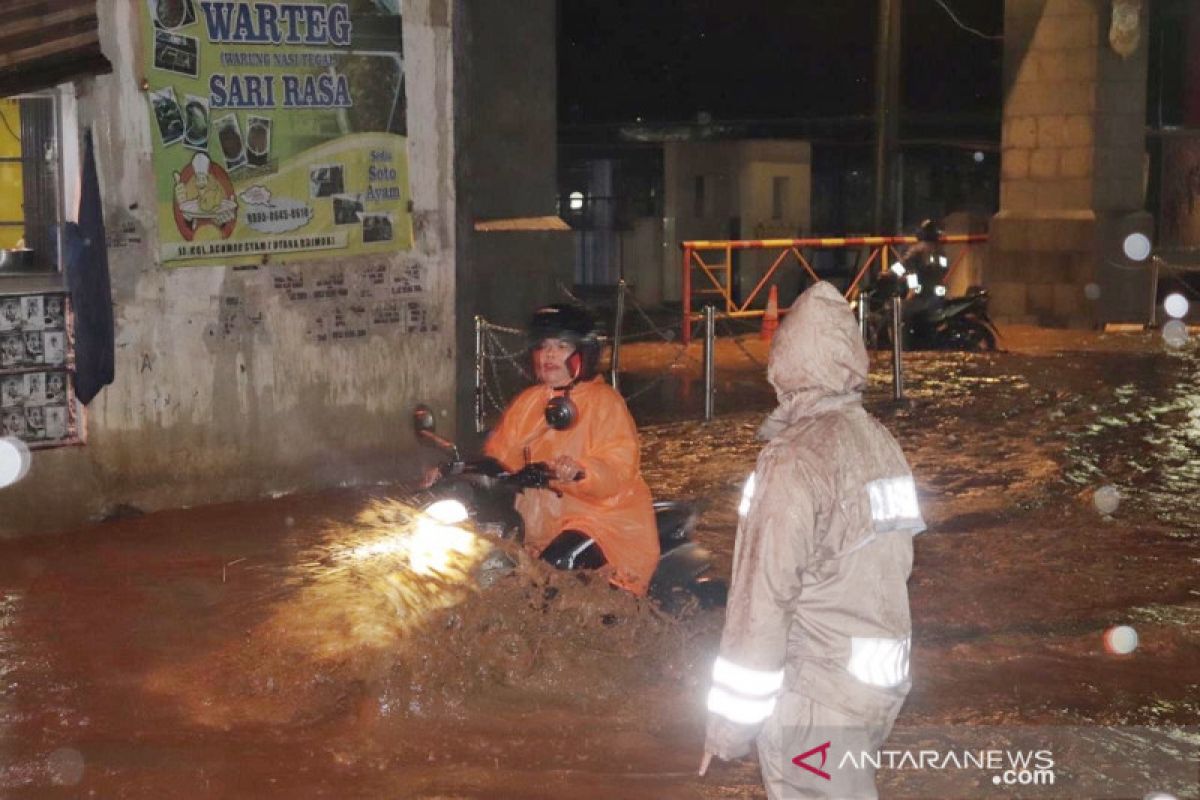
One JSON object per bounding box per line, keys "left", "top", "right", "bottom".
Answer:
{"left": 906, "top": 274, "right": 920, "bottom": 291}
{"left": 889, "top": 262, "right": 906, "bottom": 277}
{"left": 423, "top": 498, "right": 469, "bottom": 525}
{"left": 938, "top": 255, "right": 949, "bottom": 268}
{"left": 935, "top": 285, "right": 947, "bottom": 297}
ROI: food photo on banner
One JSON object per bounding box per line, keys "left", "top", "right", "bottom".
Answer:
{"left": 143, "top": 0, "right": 412, "bottom": 267}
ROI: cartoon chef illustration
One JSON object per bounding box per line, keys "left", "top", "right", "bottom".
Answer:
{"left": 172, "top": 152, "right": 237, "bottom": 240}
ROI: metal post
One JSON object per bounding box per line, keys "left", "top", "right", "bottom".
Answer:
{"left": 703, "top": 305, "right": 716, "bottom": 421}
{"left": 1149, "top": 256, "right": 1161, "bottom": 328}
{"left": 682, "top": 245, "right": 693, "bottom": 346}
{"left": 891, "top": 296, "right": 904, "bottom": 401}
{"left": 611, "top": 278, "right": 626, "bottom": 391}
{"left": 857, "top": 288, "right": 869, "bottom": 340}
{"left": 474, "top": 315, "right": 485, "bottom": 433}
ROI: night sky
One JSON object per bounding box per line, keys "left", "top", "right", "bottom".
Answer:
{"left": 558, "top": 0, "right": 1005, "bottom": 126}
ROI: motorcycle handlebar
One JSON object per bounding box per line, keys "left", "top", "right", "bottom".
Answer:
{"left": 435, "top": 459, "right": 583, "bottom": 495}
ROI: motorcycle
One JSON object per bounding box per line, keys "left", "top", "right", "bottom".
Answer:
{"left": 411, "top": 405, "right": 728, "bottom": 612}
{"left": 861, "top": 268, "right": 1000, "bottom": 352}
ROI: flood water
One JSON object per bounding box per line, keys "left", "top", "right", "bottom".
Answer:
{"left": 2, "top": 333, "right": 1199, "bottom": 798}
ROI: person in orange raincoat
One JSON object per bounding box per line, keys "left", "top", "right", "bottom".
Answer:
{"left": 484, "top": 303, "right": 660, "bottom": 596}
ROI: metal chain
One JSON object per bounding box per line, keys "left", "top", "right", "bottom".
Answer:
{"left": 474, "top": 301, "right": 700, "bottom": 410}
{"left": 621, "top": 342, "right": 693, "bottom": 403}
{"left": 621, "top": 286, "right": 683, "bottom": 344}
{"left": 480, "top": 319, "right": 524, "bottom": 336}
{"left": 477, "top": 332, "right": 506, "bottom": 417}
{"left": 486, "top": 329, "right": 530, "bottom": 388}
{"left": 717, "top": 315, "right": 766, "bottom": 367}
{"left": 485, "top": 327, "right": 533, "bottom": 370}
{"left": 482, "top": 347, "right": 514, "bottom": 417}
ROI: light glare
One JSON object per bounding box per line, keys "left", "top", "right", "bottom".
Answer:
{"left": 1163, "top": 293, "right": 1189, "bottom": 320}
{"left": 0, "top": 437, "right": 31, "bottom": 489}
{"left": 424, "top": 499, "right": 469, "bottom": 525}
{"left": 1122, "top": 232, "right": 1152, "bottom": 262}
{"left": 1104, "top": 625, "right": 1138, "bottom": 655}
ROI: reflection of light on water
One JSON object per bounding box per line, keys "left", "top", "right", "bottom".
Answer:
{"left": 47, "top": 747, "right": 85, "bottom": 786}
{"left": 1104, "top": 625, "right": 1138, "bottom": 655}
{"left": 1162, "top": 321, "right": 1189, "bottom": 348}
{"left": 1093, "top": 485, "right": 1121, "bottom": 515}
{"left": 348, "top": 504, "right": 487, "bottom": 579}
{"left": 295, "top": 498, "right": 494, "bottom": 647}
{"left": 143, "top": 498, "right": 498, "bottom": 729}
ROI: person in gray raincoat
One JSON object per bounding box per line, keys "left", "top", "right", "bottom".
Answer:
{"left": 700, "top": 281, "right": 925, "bottom": 799}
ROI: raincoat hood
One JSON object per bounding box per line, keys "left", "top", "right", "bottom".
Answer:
{"left": 759, "top": 281, "right": 868, "bottom": 440}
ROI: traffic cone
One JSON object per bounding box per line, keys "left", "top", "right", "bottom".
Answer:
{"left": 761, "top": 285, "right": 780, "bottom": 342}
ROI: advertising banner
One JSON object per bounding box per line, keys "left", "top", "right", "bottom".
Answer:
{"left": 143, "top": 0, "right": 411, "bottom": 266}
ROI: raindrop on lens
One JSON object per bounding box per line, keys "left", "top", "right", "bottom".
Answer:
{"left": 1104, "top": 625, "right": 1138, "bottom": 655}
{"left": 285, "top": 516, "right": 295, "bottom": 527}
{"left": 1084, "top": 283, "right": 1101, "bottom": 301}
{"left": 1162, "top": 293, "right": 1189, "bottom": 320}
{"left": 1093, "top": 485, "right": 1120, "bottom": 515}
{"left": 1144, "top": 793, "right": 1178, "bottom": 800}
{"left": 1162, "top": 320, "right": 1189, "bottom": 348}
{"left": 0, "top": 437, "right": 32, "bottom": 489}
{"left": 47, "top": 747, "right": 85, "bottom": 786}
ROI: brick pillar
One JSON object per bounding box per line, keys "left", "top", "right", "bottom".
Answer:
{"left": 990, "top": 0, "right": 1152, "bottom": 327}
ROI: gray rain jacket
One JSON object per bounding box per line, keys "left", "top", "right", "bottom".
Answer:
{"left": 704, "top": 281, "right": 925, "bottom": 761}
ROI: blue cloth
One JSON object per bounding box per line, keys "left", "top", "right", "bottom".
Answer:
{"left": 64, "top": 130, "right": 114, "bottom": 405}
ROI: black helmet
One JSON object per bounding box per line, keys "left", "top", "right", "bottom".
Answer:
{"left": 917, "top": 218, "right": 941, "bottom": 243}
{"left": 528, "top": 303, "right": 602, "bottom": 382}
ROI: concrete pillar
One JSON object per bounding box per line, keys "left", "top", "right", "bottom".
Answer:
{"left": 990, "top": 0, "right": 1152, "bottom": 327}
{"left": 1186, "top": 3, "right": 1200, "bottom": 125}
{"left": 452, "top": 0, "right": 572, "bottom": 443}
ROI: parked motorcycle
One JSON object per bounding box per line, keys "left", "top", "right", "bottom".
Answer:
{"left": 861, "top": 273, "right": 1000, "bottom": 352}
{"left": 411, "top": 405, "right": 728, "bottom": 612}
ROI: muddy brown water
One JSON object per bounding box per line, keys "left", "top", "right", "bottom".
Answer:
{"left": 2, "top": 336, "right": 1199, "bottom": 797}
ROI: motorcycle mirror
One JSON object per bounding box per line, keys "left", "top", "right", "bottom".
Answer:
{"left": 412, "top": 405, "right": 460, "bottom": 460}
{"left": 544, "top": 395, "right": 578, "bottom": 431}
{"left": 413, "top": 404, "right": 437, "bottom": 435}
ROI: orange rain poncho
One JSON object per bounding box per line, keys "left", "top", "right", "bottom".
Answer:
{"left": 484, "top": 377, "right": 660, "bottom": 595}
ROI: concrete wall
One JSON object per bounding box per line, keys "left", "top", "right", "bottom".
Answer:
{"left": 1, "top": 0, "right": 458, "bottom": 536}
{"left": 451, "top": 0, "right": 572, "bottom": 443}
{"left": 664, "top": 140, "right": 812, "bottom": 306}
{"left": 621, "top": 217, "right": 667, "bottom": 308}
{"left": 990, "top": 0, "right": 1151, "bottom": 326}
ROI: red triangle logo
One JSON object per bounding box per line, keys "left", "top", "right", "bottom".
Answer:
{"left": 792, "top": 741, "right": 832, "bottom": 781}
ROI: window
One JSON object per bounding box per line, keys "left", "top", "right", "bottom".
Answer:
{"left": 693, "top": 175, "right": 707, "bottom": 218}
{"left": 772, "top": 176, "right": 789, "bottom": 220}
{"left": 0, "top": 93, "right": 65, "bottom": 275}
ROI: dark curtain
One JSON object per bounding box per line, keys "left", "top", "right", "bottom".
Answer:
{"left": 64, "top": 129, "right": 113, "bottom": 405}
